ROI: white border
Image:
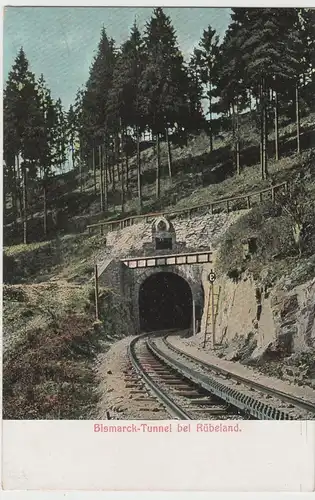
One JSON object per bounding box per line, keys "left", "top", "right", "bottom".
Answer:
{"left": 2, "top": 1, "right": 315, "bottom": 6}
{"left": 1, "top": 1, "right": 315, "bottom": 498}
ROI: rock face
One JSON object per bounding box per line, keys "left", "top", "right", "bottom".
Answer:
{"left": 205, "top": 271, "right": 315, "bottom": 370}
{"left": 271, "top": 278, "right": 315, "bottom": 353}
{"left": 95, "top": 211, "right": 242, "bottom": 265}
{"left": 205, "top": 272, "right": 277, "bottom": 352}
{"left": 96, "top": 212, "right": 243, "bottom": 332}
{"left": 94, "top": 210, "right": 315, "bottom": 373}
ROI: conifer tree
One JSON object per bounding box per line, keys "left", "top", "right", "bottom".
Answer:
{"left": 232, "top": 8, "right": 301, "bottom": 177}
{"left": 109, "top": 22, "right": 146, "bottom": 211}
{"left": 140, "top": 8, "right": 189, "bottom": 195}
{"left": 67, "top": 104, "right": 77, "bottom": 169}
{"left": 198, "top": 26, "right": 220, "bottom": 151}
{"left": 82, "top": 27, "right": 116, "bottom": 211}
{"left": 187, "top": 49, "right": 205, "bottom": 135}
{"left": 36, "top": 74, "right": 56, "bottom": 236}
{"left": 4, "top": 47, "right": 42, "bottom": 243}
{"left": 214, "top": 18, "right": 247, "bottom": 175}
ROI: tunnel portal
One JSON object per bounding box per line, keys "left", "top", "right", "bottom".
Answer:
{"left": 139, "top": 272, "right": 193, "bottom": 332}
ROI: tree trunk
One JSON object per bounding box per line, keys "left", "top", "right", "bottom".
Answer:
{"left": 99, "top": 145, "right": 104, "bottom": 212}
{"left": 110, "top": 139, "right": 115, "bottom": 191}
{"left": 71, "top": 142, "right": 75, "bottom": 170}
{"left": 296, "top": 81, "right": 300, "bottom": 154}
{"left": 16, "top": 154, "right": 22, "bottom": 219}
{"left": 103, "top": 143, "right": 108, "bottom": 212}
{"left": 120, "top": 129, "right": 124, "bottom": 214}
{"left": 43, "top": 177, "right": 47, "bottom": 238}
{"left": 263, "top": 84, "right": 268, "bottom": 179}
{"left": 125, "top": 155, "right": 129, "bottom": 191}
{"left": 22, "top": 166, "right": 27, "bottom": 244}
{"left": 136, "top": 126, "right": 142, "bottom": 213}
{"left": 107, "top": 144, "right": 112, "bottom": 186}
{"left": 235, "top": 98, "right": 240, "bottom": 175}
{"left": 231, "top": 102, "right": 236, "bottom": 170}
{"left": 79, "top": 151, "right": 83, "bottom": 194}
{"left": 165, "top": 127, "right": 173, "bottom": 180}
{"left": 274, "top": 89, "right": 279, "bottom": 161}
{"left": 115, "top": 135, "right": 120, "bottom": 181}
{"left": 155, "top": 133, "right": 161, "bottom": 200}
{"left": 260, "top": 81, "right": 265, "bottom": 180}
{"left": 92, "top": 147, "right": 96, "bottom": 195}
{"left": 209, "top": 81, "right": 213, "bottom": 152}
{"left": 12, "top": 159, "right": 18, "bottom": 223}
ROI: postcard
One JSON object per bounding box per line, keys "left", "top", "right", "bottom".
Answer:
{"left": 2, "top": 4, "right": 315, "bottom": 492}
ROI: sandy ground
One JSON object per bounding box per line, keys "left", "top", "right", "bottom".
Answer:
{"left": 95, "top": 336, "right": 169, "bottom": 420}
{"left": 167, "top": 334, "right": 315, "bottom": 405}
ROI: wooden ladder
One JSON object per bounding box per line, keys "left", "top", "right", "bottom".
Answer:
{"left": 203, "top": 284, "right": 220, "bottom": 348}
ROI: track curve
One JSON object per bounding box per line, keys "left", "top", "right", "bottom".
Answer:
{"left": 128, "top": 331, "right": 246, "bottom": 420}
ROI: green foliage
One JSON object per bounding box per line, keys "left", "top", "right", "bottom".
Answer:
{"left": 218, "top": 179, "right": 315, "bottom": 284}
{"left": 217, "top": 201, "right": 301, "bottom": 281}
{"left": 276, "top": 180, "right": 315, "bottom": 257}
{"left": 3, "top": 8, "right": 315, "bottom": 245}
{"left": 139, "top": 7, "right": 191, "bottom": 134}
{"left": 3, "top": 284, "right": 133, "bottom": 419}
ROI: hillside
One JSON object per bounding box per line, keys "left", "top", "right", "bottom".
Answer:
{"left": 3, "top": 110, "right": 315, "bottom": 419}
{"left": 4, "top": 111, "right": 315, "bottom": 245}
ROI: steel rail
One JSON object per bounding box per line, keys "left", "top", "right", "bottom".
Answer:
{"left": 146, "top": 337, "right": 296, "bottom": 420}
{"left": 128, "top": 334, "right": 192, "bottom": 420}
{"left": 163, "top": 336, "right": 315, "bottom": 417}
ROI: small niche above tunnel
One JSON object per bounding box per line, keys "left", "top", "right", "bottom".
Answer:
{"left": 152, "top": 217, "right": 175, "bottom": 252}
{"left": 155, "top": 237, "right": 172, "bottom": 250}
{"left": 139, "top": 272, "right": 193, "bottom": 332}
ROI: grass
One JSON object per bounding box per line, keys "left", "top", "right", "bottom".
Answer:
{"left": 3, "top": 282, "right": 133, "bottom": 419}
{"left": 3, "top": 233, "right": 107, "bottom": 285}
{"left": 4, "top": 111, "right": 314, "bottom": 245}
{"left": 216, "top": 182, "right": 315, "bottom": 287}
{"left": 4, "top": 239, "right": 51, "bottom": 257}
{"left": 2, "top": 110, "right": 315, "bottom": 419}
{"left": 81, "top": 111, "right": 315, "bottom": 217}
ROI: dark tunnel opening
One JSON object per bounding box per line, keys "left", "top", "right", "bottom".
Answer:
{"left": 139, "top": 272, "right": 193, "bottom": 332}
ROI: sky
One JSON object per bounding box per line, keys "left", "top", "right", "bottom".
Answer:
{"left": 3, "top": 7, "right": 231, "bottom": 110}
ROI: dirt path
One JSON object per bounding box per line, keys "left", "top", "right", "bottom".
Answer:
{"left": 167, "top": 334, "right": 315, "bottom": 405}
{"left": 95, "top": 336, "right": 169, "bottom": 420}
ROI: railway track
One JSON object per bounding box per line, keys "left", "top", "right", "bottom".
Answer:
{"left": 128, "top": 331, "right": 315, "bottom": 420}
{"left": 128, "top": 332, "right": 247, "bottom": 420}
{"left": 162, "top": 335, "right": 315, "bottom": 419}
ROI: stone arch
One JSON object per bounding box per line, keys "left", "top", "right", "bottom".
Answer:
{"left": 152, "top": 216, "right": 176, "bottom": 251}
{"left": 153, "top": 216, "right": 171, "bottom": 232}
{"left": 132, "top": 266, "right": 204, "bottom": 332}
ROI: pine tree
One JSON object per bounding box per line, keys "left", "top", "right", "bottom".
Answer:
{"left": 215, "top": 18, "right": 247, "bottom": 175}
{"left": 4, "top": 48, "right": 42, "bottom": 243}
{"left": 198, "top": 26, "right": 220, "bottom": 151}
{"left": 285, "top": 9, "right": 314, "bottom": 154}
{"left": 82, "top": 27, "right": 116, "bottom": 211}
{"left": 53, "top": 98, "right": 68, "bottom": 172}
{"left": 3, "top": 93, "right": 20, "bottom": 222}
{"left": 186, "top": 49, "right": 205, "bottom": 135}
{"left": 140, "top": 8, "right": 189, "bottom": 196}
{"left": 233, "top": 8, "right": 301, "bottom": 176}
{"left": 73, "top": 88, "right": 89, "bottom": 191}
{"left": 36, "top": 74, "right": 56, "bottom": 237}
{"left": 67, "top": 104, "right": 77, "bottom": 169}
{"left": 109, "top": 22, "right": 146, "bottom": 212}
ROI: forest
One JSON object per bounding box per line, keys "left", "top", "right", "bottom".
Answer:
{"left": 3, "top": 7, "right": 315, "bottom": 245}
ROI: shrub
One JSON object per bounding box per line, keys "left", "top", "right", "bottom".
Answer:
{"left": 217, "top": 201, "right": 299, "bottom": 281}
